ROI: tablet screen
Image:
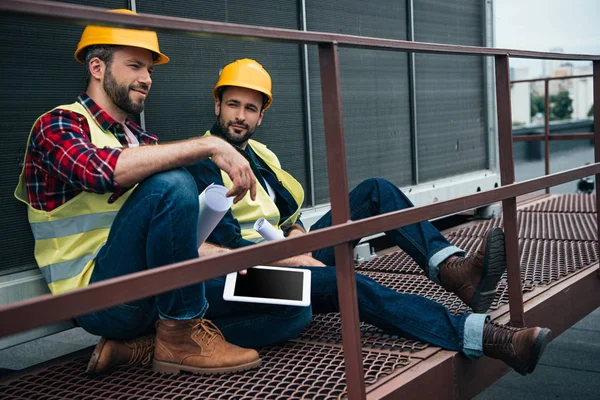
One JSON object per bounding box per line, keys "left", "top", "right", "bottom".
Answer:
{"left": 234, "top": 268, "right": 304, "bottom": 301}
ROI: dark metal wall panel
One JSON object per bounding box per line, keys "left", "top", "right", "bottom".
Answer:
{"left": 414, "top": 0, "right": 487, "bottom": 182}
{"left": 0, "top": 0, "right": 128, "bottom": 274}
{"left": 306, "top": 0, "right": 412, "bottom": 205}
{"left": 137, "top": 1, "right": 308, "bottom": 191}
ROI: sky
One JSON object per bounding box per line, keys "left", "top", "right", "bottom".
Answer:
{"left": 494, "top": 0, "right": 600, "bottom": 77}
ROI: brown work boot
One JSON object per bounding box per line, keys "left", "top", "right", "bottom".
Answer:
{"left": 439, "top": 227, "right": 507, "bottom": 313}
{"left": 153, "top": 318, "right": 261, "bottom": 375}
{"left": 483, "top": 320, "right": 552, "bottom": 375}
{"left": 86, "top": 334, "right": 155, "bottom": 374}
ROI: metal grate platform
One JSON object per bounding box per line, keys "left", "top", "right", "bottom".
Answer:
{"left": 447, "top": 212, "right": 597, "bottom": 241}
{"left": 1, "top": 194, "right": 598, "bottom": 399}
{"left": 0, "top": 342, "right": 412, "bottom": 400}
{"left": 521, "top": 194, "right": 596, "bottom": 213}
{"left": 297, "top": 313, "right": 430, "bottom": 353}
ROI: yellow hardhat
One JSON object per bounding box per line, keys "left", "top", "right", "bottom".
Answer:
{"left": 213, "top": 59, "right": 273, "bottom": 110}
{"left": 74, "top": 9, "right": 170, "bottom": 65}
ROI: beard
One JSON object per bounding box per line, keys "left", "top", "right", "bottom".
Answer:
{"left": 216, "top": 113, "right": 258, "bottom": 146}
{"left": 103, "top": 66, "right": 147, "bottom": 115}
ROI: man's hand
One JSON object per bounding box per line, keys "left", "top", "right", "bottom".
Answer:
{"left": 208, "top": 136, "right": 256, "bottom": 203}
{"left": 274, "top": 254, "right": 326, "bottom": 267}
{"left": 198, "top": 242, "right": 248, "bottom": 274}
{"left": 285, "top": 227, "right": 313, "bottom": 258}
{"left": 286, "top": 228, "right": 305, "bottom": 239}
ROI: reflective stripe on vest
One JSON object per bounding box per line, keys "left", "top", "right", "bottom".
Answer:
{"left": 39, "top": 246, "right": 103, "bottom": 283}
{"left": 14, "top": 101, "right": 134, "bottom": 294}
{"left": 30, "top": 211, "right": 118, "bottom": 240}
{"left": 203, "top": 132, "right": 304, "bottom": 242}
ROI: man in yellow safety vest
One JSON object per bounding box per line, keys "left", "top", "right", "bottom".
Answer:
{"left": 184, "top": 58, "right": 553, "bottom": 377}
{"left": 16, "top": 11, "right": 263, "bottom": 376}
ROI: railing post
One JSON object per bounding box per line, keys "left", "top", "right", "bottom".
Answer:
{"left": 495, "top": 55, "right": 525, "bottom": 327}
{"left": 318, "top": 42, "right": 366, "bottom": 399}
{"left": 544, "top": 79, "right": 550, "bottom": 194}
{"left": 593, "top": 61, "right": 600, "bottom": 272}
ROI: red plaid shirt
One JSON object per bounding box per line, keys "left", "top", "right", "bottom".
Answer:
{"left": 24, "top": 93, "right": 158, "bottom": 211}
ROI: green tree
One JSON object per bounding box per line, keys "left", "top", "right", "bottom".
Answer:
{"left": 589, "top": 104, "right": 595, "bottom": 118}
{"left": 531, "top": 95, "right": 545, "bottom": 117}
{"left": 550, "top": 91, "right": 573, "bottom": 120}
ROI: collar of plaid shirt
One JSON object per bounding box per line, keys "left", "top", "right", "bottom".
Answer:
{"left": 77, "top": 92, "right": 157, "bottom": 144}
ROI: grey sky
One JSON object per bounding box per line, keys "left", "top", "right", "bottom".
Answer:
{"left": 494, "top": 0, "right": 599, "bottom": 77}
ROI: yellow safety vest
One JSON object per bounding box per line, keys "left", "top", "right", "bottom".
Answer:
{"left": 15, "top": 102, "right": 134, "bottom": 294}
{"left": 204, "top": 131, "right": 304, "bottom": 242}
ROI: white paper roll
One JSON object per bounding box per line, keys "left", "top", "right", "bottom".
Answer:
{"left": 197, "top": 184, "right": 234, "bottom": 246}
{"left": 254, "top": 217, "right": 285, "bottom": 241}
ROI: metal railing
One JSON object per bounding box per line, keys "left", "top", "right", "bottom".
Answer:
{"left": 0, "top": 1, "right": 599, "bottom": 398}
{"left": 511, "top": 74, "right": 595, "bottom": 194}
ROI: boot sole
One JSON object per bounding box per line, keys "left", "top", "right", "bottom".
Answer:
{"left": 152, "top": 358, "right": 262, "bottom": 375}
{"left": 515, "top": 328, "right": 552, "bottom": 376}
{"left": 86, "top": 337, "right": 108, "bottom": 374}
{"left": 470, "top": 227, "right": 507, "bottom": 313}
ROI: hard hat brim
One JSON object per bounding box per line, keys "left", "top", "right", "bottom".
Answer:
{"left": 213, "top": 80, "right": 273, "bottom": 110}
{"left": 74, "top": 45, "right": 170, "bottom": 65}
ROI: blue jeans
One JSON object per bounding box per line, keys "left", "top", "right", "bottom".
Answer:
{"left": 78, "top": 173, "right": 483, "bottom": 357}
{"left": 76, "top": 169, "right": 309, "bottom": 346}
{"left": 311, "top": 178, "right": 464, "bottom": 284}
{"left": 203, "top": 267, "right": 484, "bottom": 358}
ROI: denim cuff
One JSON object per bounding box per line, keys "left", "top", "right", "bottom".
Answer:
{"left": 462, "top": 313, "right": 489, "bottom": 359}
{"left": 427, "top": 246, "right": 466, "bottom": 284}
{"left": 158, "top": 299, "right": 208, "bottom": 320}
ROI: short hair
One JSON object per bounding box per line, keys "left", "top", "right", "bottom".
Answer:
{"left": 83, "top": 45, "right": 159, "bottom": 83}
{"left": 216, "top": 86, "right": 269, "bottom": 112}
{"left": 84, "top": 45, "right": 119, "bottom": 83}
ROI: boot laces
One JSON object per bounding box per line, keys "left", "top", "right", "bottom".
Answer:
{"left": 125, "top": 335, "right": 155, "bottom": 366}
{"left": 192, "top": 319, "right": 224, "bottom": 345}
{"left": 484, "top": 321, "right": 518, "bottom": 351}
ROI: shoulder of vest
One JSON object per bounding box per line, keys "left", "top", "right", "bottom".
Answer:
{"left": 248, "top": 140, "right": 279, "bottom": 164}
{"left": 51, "top": 101, "right": 86, "bottom": 114}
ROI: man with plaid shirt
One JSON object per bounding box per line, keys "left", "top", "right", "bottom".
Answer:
{"left": 15, "top": 10, "right": 264, "bottom": 376}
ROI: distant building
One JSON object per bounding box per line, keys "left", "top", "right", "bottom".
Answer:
{"left": 571, "top": 64, "right": 594, "bottom": 120}
{"left": 510, "top": 67, "right": 531, "bottom": 125}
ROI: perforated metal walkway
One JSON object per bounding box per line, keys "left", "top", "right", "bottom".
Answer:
{"left": 1, "top": 194, "right": 598, "bottom": 399}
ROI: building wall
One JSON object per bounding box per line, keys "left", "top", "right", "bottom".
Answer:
{"left": 0, "top": 0, "right": 489, "bottom": 274}
{"left": 510, "top": 67, "right": 531, "bottom": 125}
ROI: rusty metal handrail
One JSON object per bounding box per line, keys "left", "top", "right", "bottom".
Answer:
{"left": 1, "top": 163, "right": 599, "bottom": 333}
{"left": 511, "top": 74, "right": 595, "bottom": 194}
{"left": 2, "top": 0, "right": 600, "bottom": 61}
{"left": 513, "top": 133, "right": 594, "bottom": 142}
{"left": 512, "top": 74, "right": 593, "bottom": 84}
{"left": 1, "top": 2, "right": 599, "bottom": 399}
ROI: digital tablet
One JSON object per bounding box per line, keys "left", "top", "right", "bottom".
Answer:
{"left": 223, "top": 266, "right": 311, "bottom": 307}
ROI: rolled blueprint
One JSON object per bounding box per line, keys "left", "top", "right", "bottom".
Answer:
{"left": 254, "top": 217, "right": 285, "bottom": 241}
{"left": 197, "top": 184, "right": 233, "bottom": 247}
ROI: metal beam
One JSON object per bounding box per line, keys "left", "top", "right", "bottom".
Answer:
{"left": 513, "top": 133, "right": 594, "bottom": 142}
{"left": 1, "top": 161, "right": 600, "bottom": 337}
{"left": 318, "top": 43, "right": 366, "bottom": 399}
{"left": 511, "top": 74, "right": 592, "bottom": 84}
{"left": 594, "top": 61, "right": 600, "bottom": 264}
{"left": 495, "top": 55, "right": 525, "bottom": 327}
{"left": 1, "top": 0, "right": 599, "bottom": 60}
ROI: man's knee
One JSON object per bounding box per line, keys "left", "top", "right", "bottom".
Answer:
{"left": 356, "top": 178, "right": 395, "bottom": 193}
{"left": 140, "top": 168, "right": 199, "bottom": 206}
{"left": 277, "top": 305, "right": 313, "bottom": 338}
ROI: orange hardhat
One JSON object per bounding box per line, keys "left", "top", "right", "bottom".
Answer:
{"left": 74, "top": 9, "right": 169, "bottom": 65}
{"left": 213, "top": 59, "right": 273, "bottom": 110}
